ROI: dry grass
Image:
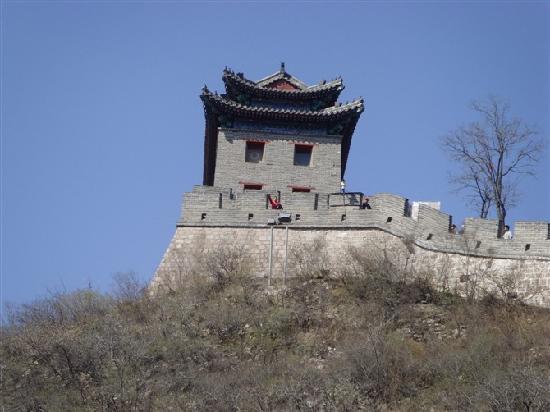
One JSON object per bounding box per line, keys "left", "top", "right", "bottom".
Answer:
{"left": 2, "top": 244, "right": 549, "bottom": 411}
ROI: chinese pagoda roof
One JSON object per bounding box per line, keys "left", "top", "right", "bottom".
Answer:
{"left": 201, "top": 65, "right": 365, "bottom": 186}
{"left": 201, "top": 87, "right": 363, "bottom": 122}
{"left": 223, "top": 64, "right": 344, "bottom": 103}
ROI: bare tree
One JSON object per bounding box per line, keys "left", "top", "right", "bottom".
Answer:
{"left": 442, "top": 97, "right": 545, "bottom": 235}
{"left": 449, "top": 163, "right": 493, "bottom": 218}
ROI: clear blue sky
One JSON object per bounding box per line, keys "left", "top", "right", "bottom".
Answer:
{"left": 2, "top": 1, "right": 549, "bottom": 304}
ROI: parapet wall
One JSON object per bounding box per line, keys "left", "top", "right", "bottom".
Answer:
{"left": 178, "top": 185, "right": 550, "bottom": 260}
{"left": 152, "top": 186, "right": 549, "bottom": 307}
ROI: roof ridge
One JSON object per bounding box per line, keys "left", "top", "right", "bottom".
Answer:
{"left": 223, "top": 69, "right": 344, "bottom": 96}
{"left": 254, "top": 63, "right": 308, "bottom": 89}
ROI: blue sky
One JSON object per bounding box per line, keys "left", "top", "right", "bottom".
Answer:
{"left": 2, "top": 1, "right": 549, "bottom": 304}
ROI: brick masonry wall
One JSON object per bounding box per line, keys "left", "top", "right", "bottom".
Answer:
{"left": 213, "top": 128, "right": 342, "bottom": 193}
{"left": 152, "top": 226, "right": 550, "bottom": 307}
{"left": 515, "top": 222, "right": 550, "bottom": 241}
{"left": 153, "top": 186, "right": 550, "bottom": 307}
{"left": 177, "top": 187, "right": 550, "bottom": 260}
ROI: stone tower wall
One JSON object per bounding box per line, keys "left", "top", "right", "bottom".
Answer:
{"left": 213, "top": 128, "right": 342, "bottom": 193}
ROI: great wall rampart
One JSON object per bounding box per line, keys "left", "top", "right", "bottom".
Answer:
{"left": 153, "top": 186, "right": 550, "bottom": 307}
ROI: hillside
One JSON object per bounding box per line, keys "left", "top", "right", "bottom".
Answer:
{"left": 2, "top": 250, "right": 550, "bottom": 411}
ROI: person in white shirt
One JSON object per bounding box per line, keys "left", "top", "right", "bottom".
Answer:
{"left": 340, "top": 179, "right": 346, "bottom": 194}
{"left": 503, "top": 225, "right": 513, "bottom": 240}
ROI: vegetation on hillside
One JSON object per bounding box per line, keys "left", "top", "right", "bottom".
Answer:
{"left": 2, "top": 245, "right": 550, "bottom": 411}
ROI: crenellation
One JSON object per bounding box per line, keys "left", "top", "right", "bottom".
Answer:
{"left": 463, "top": 217, "right": 499, "bottom": 239}
{"left": 175, "top": 185, "right": 550, "bottom": 260}
{"left": 369, "top": 193, "right": 408, "bottom": 217}
{"left": 416, "top": 204, "right": 452, "bottom": 235}
{"left": 514, "top": 222, "right": 550, "bottom": 241}
{"left": 280, "top": 192, "right": 318, "bottom": 210}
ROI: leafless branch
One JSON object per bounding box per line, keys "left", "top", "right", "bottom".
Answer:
{"left": 441, "top": 96, "right": 545, "bottom": 234}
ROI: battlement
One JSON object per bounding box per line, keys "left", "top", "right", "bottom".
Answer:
{"left": 178, "top": 186, "right": 550, "bottom": 260}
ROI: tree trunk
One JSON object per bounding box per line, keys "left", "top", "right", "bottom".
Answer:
{"left": 496, "top": 202, "right": 506, "bottom": 237}
{"left": 480, "top": 201, "right": 489, "bottom": 219}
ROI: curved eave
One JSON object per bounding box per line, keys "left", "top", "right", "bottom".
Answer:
{"left": 223, "top": 70, "right": 344, "bottom": 102}
{"left": 201, "top": 91, "right": 363, "bottom": 122}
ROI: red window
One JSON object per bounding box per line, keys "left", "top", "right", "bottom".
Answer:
{"left": 245, "top": 141, "right": 265, "bottom": 163}
{"left": 288, "top": 185, "right": 313, "bottom": 193}
{"left": 243, "top": 184, "right": 263, "bottom": 190}
{"left": 294, "top": 144, "right": 313, "bottom": 166}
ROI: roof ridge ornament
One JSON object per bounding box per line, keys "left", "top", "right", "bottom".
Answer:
{"left": 280, "top": 62, "right": 285, "bottom": 73}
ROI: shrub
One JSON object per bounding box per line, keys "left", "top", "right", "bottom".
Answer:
{"left": 2, "top": 259, "right": 549, "bottom": 411}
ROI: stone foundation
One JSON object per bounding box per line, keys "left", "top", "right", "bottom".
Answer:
{"left": 152, "top": 226, "right": 550, "bottom": 307}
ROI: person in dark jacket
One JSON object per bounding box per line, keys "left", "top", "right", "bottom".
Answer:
{"left": 360, "top": 197, "right": 372, "bottom": 209}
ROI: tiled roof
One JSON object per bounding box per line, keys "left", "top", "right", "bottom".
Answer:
{"left": 201, "top": 88, "right": 363, "bottom": 122}
{"left": 255, "top": 63, "right": 309, "bottom": 89}
{"left": 223, "top": 67, "right": 344, "bottom": 101}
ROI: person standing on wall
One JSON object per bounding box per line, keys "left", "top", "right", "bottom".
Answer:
{"left": 360, "top": 196, "right": 371, "bottom": 209}
{"left": 268, "top": 194, "right": 283, "bottom": 209}
{"left": 503, "top": 225, "right": 513, "bottom": 240}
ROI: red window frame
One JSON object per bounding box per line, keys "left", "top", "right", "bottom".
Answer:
{"left": 244, "top": 184, "right": 263, "bottom": 190}
{"left": 245, "top": 141, "right": 265, "bottom": 163}
{"left": 240, "top": 181, "right": 264, "bottom": 190}
{"left": 294, "top": 144, "right": 313, "bottom": 166}
{"left": 288, "top": 185, "right": 314, "bottom": 193}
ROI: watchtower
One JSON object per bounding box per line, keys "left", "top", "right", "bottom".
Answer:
{"left": 200, "top": 64, "right": 364, "bottom": 193}
{"left": 154, "top": 65, "right": 550, "bottom": 307}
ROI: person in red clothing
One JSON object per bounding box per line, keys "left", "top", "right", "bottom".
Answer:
{"left": 268, "top": 195, "right": 283, "bottom": 209}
